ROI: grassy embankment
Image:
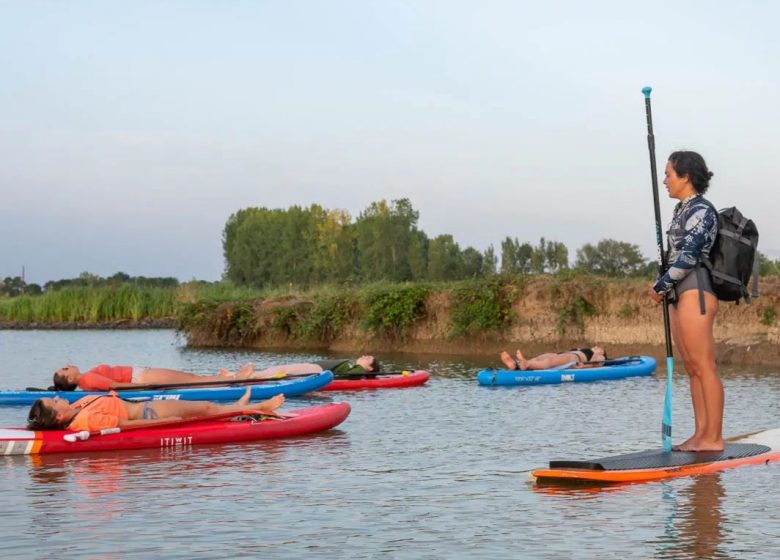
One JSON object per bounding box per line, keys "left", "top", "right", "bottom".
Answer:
{"left": 177, "top": 275, "right": 606, "bottom": 347}
{"left": 4, "top": 275, "right": 779, "bottom": 365}
{"left": 0, "top": 283, "right": 262, "bottom": 325}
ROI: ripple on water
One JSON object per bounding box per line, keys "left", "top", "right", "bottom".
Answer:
{"left": 1, "top": 330, "right": 780, "bottom": 558}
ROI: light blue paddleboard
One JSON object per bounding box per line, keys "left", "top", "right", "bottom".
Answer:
{"left": 477, "top": 356, "right": 656, "bottom": 386}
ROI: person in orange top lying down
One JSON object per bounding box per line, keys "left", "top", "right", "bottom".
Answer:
{"left": 52, "top": 362, "right": 268, "bottom": 392}
{"left": 27, "top": 388, "right": 285, "bottom": 432}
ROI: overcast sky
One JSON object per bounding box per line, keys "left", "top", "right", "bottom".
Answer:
{"left": 2, "top": 1, "right": 779, "bottom": 285}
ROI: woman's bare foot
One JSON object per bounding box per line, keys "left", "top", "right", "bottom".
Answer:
{"left": 515, "top": 350, "right": 528, "bottom": 371}
{"left": 218, "top": 368, "right": 236, "bottom": 379}
{"left": 256, "top": 393, "right": 285, "bottom": 413}
{"left": 500, "top": 351, "right": 518, "bottom": 370}
{"left": 674, "top": 436, "right": 724, "bottom": 452}
{"left": 234, "top": 363, "right": 255, "bottom": 380}
{"left": 672, "top": 434, "right": 697, "bottom": 452}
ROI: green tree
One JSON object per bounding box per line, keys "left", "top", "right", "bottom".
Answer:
{"left": 461, "top": 247, "right": 484, "bottom": 279}
{"left": 575, "top": 239, "right": 647, "bottom": 276}
{"left": 428, "top": 234, "right": 463, "bottom": 281}
{"left": 482, "top": 245, "right": 497, "bottom": 277}
{"left": 544, "top": 240, "right": 569, "bottom": 273}
{"left": 314, "top": 208, "right": 357, "bottom": 284}
{"left": 408, "top": 230, "right": 429, "bottom": 281}
{"left": 1, "top": 276, "right": 25, "bottom": 297}
{"left": 500, "top": 237, "right": 519, "bottom": 274}
{"left": 531, "top": 238, "right": 547, "bottom": 274}
{"left": 758, "top": 251, "right": 780, "bottom": 276}
{"left": 355, "top": 198, "right": 419, "bottom": 282}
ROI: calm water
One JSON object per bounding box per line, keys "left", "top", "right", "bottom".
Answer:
{"left": 1, "top": 330, "right": 779, "bottom": 559}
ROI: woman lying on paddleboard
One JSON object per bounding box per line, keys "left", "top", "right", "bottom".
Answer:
{"left": 52, "top": 355, "right": 382, "bottom": 392}
{"left": 252, "top": 355, "right": 382, "bottom": 378}
{"left": 52, "top": 363, "right": 265, "bottom": 392}
{"left": 27, "top": 388, "right": 285, "bottom": 432}
{"left": 499, "top": 346, "right": 607, "bottom": 370}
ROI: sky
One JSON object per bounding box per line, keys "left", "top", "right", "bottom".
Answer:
{"left": 2, "top": 0, "right": 779, "bottom": 285}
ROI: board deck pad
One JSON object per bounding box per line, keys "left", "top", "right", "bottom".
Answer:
{"left": 549, "top": 443, "right": 771, "bottom": 471}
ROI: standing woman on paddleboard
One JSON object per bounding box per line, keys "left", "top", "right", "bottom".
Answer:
{"left": 647, "top": 151, "right": 722, "bottom": 451}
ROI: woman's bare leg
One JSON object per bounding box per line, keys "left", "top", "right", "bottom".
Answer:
{"left": 517, "top": 351, "right": 578, "bottom": 370}
{"left": 250, "top": 363, "right": 322, "bottom": 379}
{"left": 138, "top": 367, "right": 247, "bottom": 385}
{"left": 669, "top": 303, "right": 699, "bottom": 450}
{"left": 672, "top": 291, "right": 722, "bottom": 451}
{"left": 140, "top": 388, "right": 285, "bottom": 420}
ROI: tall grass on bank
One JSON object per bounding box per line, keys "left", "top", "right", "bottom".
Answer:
{"left": 0, "top": 282, "right": 264, "bottom": 324}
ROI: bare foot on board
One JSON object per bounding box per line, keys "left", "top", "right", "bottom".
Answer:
{"left": 673, "top": 435, "right": 724, "bottom": 452}
{"left": 515, "top": 350, "right": 528, "bottom": 370}
{"left": 500, "top": 351, "right": 518, "bottom": 370}
{"left": 236, "top": 363, "right": 255, "bottom": 380}
{"left": 257, "top": 393, "right": 285, "bottom": 413}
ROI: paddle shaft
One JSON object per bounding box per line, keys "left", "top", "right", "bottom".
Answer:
{"left": 86, "top": 370, "right": 410, "bottom": 392}
{"left": 643, "top": 86, "right": 674, "bottom": 452}
{"left": 27, "top": 371, "right": 415, "bottom": 393}
{"left": 552, "top": 356, "right": 643, "bottom": 371}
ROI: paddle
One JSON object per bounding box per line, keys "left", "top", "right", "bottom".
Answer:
{"left": 643, "top": 85, "right": 675, "bottom": 453}
{"left": 63, "top": 409, "right": 294, "bottom": 442}
{"left": 96, "top": 369, "right": 411, "bottom": 390}
{"left": 25, "top": 373, "right": 321, "bottom": 393}
{"left": 552, "top": 356, "right": 643, "bottom": 371}
{"left": 331, "top": 370, "right": 413, "bottom": 379}
{"left": 26, "top": 370, "right": 415, "bottom": 393}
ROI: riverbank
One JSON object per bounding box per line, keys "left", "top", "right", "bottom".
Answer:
{"left": 4, "top": 275, "right": 779, "bottom": 365}
{"left": 177, "top": 275, "right": 780, "bottom": 366}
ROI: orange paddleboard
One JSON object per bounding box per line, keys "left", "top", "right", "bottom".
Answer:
{"left": 531, "top": 428, "right": 780, "bottom": 484}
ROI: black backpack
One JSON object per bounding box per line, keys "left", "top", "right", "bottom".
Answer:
{"left": 701, "top": 206, "right": 759, "bottom": 303}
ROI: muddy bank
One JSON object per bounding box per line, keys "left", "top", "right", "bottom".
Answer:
{"left": 180, "top": 276, "right": 780, "bottom": 366}
{"left": 0, "top": 318, "right": 177, "bottom": 330}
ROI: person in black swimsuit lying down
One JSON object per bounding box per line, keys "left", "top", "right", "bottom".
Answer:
{"left": 499, "top": 346, "right": 607, "bottom": 371}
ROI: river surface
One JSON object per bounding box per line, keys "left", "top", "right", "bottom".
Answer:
{"left": 0, "top": 330, "right": 779, "bottom": 559}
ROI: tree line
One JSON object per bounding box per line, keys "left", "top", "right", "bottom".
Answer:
{"left": 5, "top": 197, "right": 778, "bottom": 297}
{"left": 222, "top": 198, "right": 659, "bottom": 289}
{"left": 1, "top": 271, "right": 179, "bottom": 298}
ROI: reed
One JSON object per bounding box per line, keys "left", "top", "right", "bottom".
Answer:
{"left": 0, "top": 285, "right": 178, "bottom": 323}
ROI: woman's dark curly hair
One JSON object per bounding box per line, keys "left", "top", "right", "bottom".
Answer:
{"left": 27, "top": 399, "right": 66, "bottom": 430}
{"left": 668, "top": 151, "right": 714, "bottom": 194}
{"left": 52, "top": 371, "right": 78, "bottom": 391}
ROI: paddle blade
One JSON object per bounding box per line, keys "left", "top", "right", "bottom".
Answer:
{"left": 662, "top": 356, "right": 674, "bottom": 452}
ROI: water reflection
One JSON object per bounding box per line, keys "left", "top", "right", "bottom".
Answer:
{"left": 658, "top": 474, "right": 727, "bottom": 559}
{"left": 3, "top": 330, "right": 780, "bottom": 559}
{"left": 532, "top": 472, "right": 729, "bottom": 559}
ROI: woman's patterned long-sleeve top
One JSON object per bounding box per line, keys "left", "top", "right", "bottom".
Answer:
{"left": 653, "top": 194, "right": 718, "bottom": 295}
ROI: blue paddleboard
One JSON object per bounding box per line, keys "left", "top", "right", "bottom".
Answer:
{"left": 477, "top": 356, "right": 656, "bottom": 386}
{"left": 0, "top": 371, "right": 333, "bottom": 406}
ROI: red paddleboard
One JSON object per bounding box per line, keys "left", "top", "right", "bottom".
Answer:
{"left": 318, "top": 370, "right": 430, "bottom": 391}
{"left": 0, "top": 403, "right": 350, "bottom": 455}
{"left": 531, "top": 428, "right": 780, "bottom": 484}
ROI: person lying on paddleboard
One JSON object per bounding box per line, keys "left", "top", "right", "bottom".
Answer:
{"left": 52, "top": 363, "right": 271, "bottom": 392}
{"left": 249, "top": 355, "right": 382, "bottom": 378}
{"left": 53, "top": 355, "right": 382, "bottom": 392}
{"left": 499, "top": 346, "right": 607, "bottom": 371}
{"left": 26, "top": 387, "right": 285, "bottom": 432}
